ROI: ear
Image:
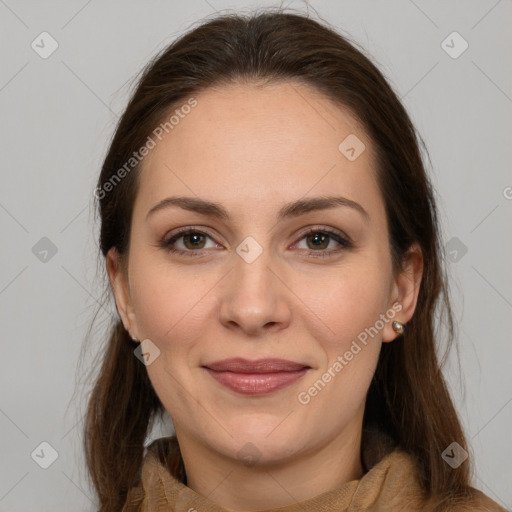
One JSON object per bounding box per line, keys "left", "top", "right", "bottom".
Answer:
{"left": 106, "top": 247, "right": 139, "bottom": 340}
{"left": 382, "top": 242, "right": 424, "bottom": 343}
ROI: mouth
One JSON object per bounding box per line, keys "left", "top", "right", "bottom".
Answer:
{"left": 202, "top": 358, "right": 311, "bottom": 395}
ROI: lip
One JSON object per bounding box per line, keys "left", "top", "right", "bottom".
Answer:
{"left": 203, "top": 358, "right": 309, "bottom": 373}
{"left": 202, "top": 358, "right": 310, "bottom": 395}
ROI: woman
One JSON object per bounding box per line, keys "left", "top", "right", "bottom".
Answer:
{"left": 85, "top": 9, "right": 506, "bottom": 512}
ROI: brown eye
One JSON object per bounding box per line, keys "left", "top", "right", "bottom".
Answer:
{"left": 294, "top": 228, "right": 353, "bottom": 258}
{"left": 305, "top": 232, "right": 330, "bottom": 250}
{"left": 182, "top": 232, "right": 207, "bottom": 250}
{"left": 160, "top": 229, "right": 219, "bottom": 257}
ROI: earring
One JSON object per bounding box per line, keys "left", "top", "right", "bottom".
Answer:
{"left": 131, "top": 335, "right": 139, "bottom": 342}
{"left": 392, "top": 321, "right": 406, "bottom": 335}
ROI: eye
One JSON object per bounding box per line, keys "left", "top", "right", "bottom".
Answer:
{"left": 293, "top": 227, "right": 353, "bottom": 258}
{"left": 159, "top": 226, "right": 353, "bottom": 259}
{"left": 159, "top": 228, "right": 219, "bottom": 257}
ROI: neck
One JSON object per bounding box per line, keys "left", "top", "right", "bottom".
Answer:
{"left": 174, "top": 420, "right": 364, "bottom": 511}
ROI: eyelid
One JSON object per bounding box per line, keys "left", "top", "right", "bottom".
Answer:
{"left": 162, "top": 225, "right": 215, "bottom": 241}
{"left": 159, "top": 224, "right": 353, "bottom": 257}
{"left": 293, "top": 225, "right": 352, "bottom": 244}
{"left": 161, "top": 226, "right": 221, "bottom": 252}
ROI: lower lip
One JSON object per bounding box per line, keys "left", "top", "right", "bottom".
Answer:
{"left": 204, "top": 368, "right": 309, "bottom": 395}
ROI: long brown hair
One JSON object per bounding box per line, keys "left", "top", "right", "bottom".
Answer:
{"left": 86, "top": 8, "right": 474, "bottom": 511}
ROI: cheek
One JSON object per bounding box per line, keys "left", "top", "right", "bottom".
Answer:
{"left": 128, "top": 258, "right": 217, "bottom": 416}
{"left": 293, "top": 266, "right": 387, "bottom": 421}
{"left": 293, "top": 259, "right": 391, "bottom": 350}
{"left": 128, "top": 250, "right": 226, "bottom": 371}
{"left": 129, "top": 243, "right": 391, "bottom": 360}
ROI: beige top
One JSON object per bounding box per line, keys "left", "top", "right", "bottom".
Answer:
{"left": 122, "top": 428, "right": 507, "bottom": 511}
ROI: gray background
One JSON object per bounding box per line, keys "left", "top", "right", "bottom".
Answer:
{"left": 1, "top": 1, "right": 511, "bottom": 510}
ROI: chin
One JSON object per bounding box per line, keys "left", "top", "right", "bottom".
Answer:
{"left": 210, "top": 420, "right": 303, "bottom": 466}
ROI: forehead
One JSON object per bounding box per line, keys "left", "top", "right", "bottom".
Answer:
{"left": 135, "top": 81, "right": 383, "bottom": 225}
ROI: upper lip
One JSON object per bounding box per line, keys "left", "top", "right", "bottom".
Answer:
{"left": 203, "top": 358, "right": 310, "bottom": 373}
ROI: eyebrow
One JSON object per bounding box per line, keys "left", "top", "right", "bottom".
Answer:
{"left": 146, "top": 195, "right": 370, "bottom": 223}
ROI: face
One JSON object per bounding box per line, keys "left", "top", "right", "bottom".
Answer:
{"left": 108, "top": 81, "right": 421, "bottom": 466}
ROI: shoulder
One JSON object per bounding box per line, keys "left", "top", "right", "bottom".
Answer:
{"left": 424, "top": 487, "right": 508, "bottom": 512}
{"left": 363, "top": 444, "right": 507, "bottom": 512}
{"left": 361, "top": 427, "right": 507, "bottom": 512}
{"left": 453, "top": 488, "right": 508, "bottom": 511}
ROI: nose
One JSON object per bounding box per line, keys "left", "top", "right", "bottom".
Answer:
{"left": 218, "top": 245, "right": 291, "bottom": 336}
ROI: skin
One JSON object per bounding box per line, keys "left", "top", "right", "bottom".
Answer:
{"left": 107, "top": 81, "right": 423, "bottom": 511}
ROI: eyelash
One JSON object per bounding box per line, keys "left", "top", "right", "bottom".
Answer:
{"left": 158, "top": 226, "right": 353, "bottom": 259}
